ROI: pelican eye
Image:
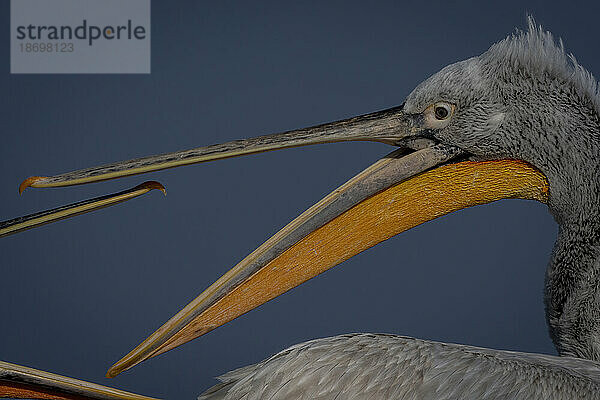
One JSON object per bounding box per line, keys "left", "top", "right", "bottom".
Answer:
{"left": 434, "top": 104, "right": 451, "bottom": 120}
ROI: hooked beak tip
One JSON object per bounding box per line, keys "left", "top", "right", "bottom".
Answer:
{"left": 19, "top": 176, "right": 47, "bottom": 195}
{"left": 136, "top": 181, "right": 167, "bottom": 196}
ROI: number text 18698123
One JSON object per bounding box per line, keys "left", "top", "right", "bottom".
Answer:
{"left": 19, "top": 42, "right": 74, "bottom": 53}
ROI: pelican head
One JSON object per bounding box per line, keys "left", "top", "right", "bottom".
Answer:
{"left": 11, "top": 18, "right": 600, "bottom": 386}
{"left": 405, "top": 23, "right": 600, "bottom": 226}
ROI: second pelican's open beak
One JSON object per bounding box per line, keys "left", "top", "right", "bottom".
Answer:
{"left": 20, "top": 105, "right": 550, "bottom": 377}
{"left": 0, "top": 360, "right": 157, "bottom": 400}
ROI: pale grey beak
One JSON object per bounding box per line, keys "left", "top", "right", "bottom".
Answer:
{"left": 20, "top": 105, "right": 429, "bottom": 190}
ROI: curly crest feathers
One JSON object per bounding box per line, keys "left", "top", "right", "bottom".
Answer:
{"left": 483, "top": 16, "right": 600, "bottom": 113}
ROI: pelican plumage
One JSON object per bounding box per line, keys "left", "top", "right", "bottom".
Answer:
{"left": 2, "top": 18, "right": 600, "bottom": 399}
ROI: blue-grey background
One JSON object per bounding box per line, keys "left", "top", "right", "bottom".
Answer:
{"left": 1, "top": 1, "right": 598, "bottom": 399}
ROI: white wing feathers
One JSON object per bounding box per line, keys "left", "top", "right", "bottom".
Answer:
{"left": 198, "top": 333, "right": 600, "bottom": 400}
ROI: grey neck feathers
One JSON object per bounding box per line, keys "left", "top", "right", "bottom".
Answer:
{"left": 538, "top": 97, "right": 600, "bottom": 361}
{"left": 489, "top": 22, "right": 600, "bottom": 362}
{"left": 545, "top": 218, "right": 600, "bottom": 361}
{"left": 536, "top": 73, "right": 600, "bottom": 363}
